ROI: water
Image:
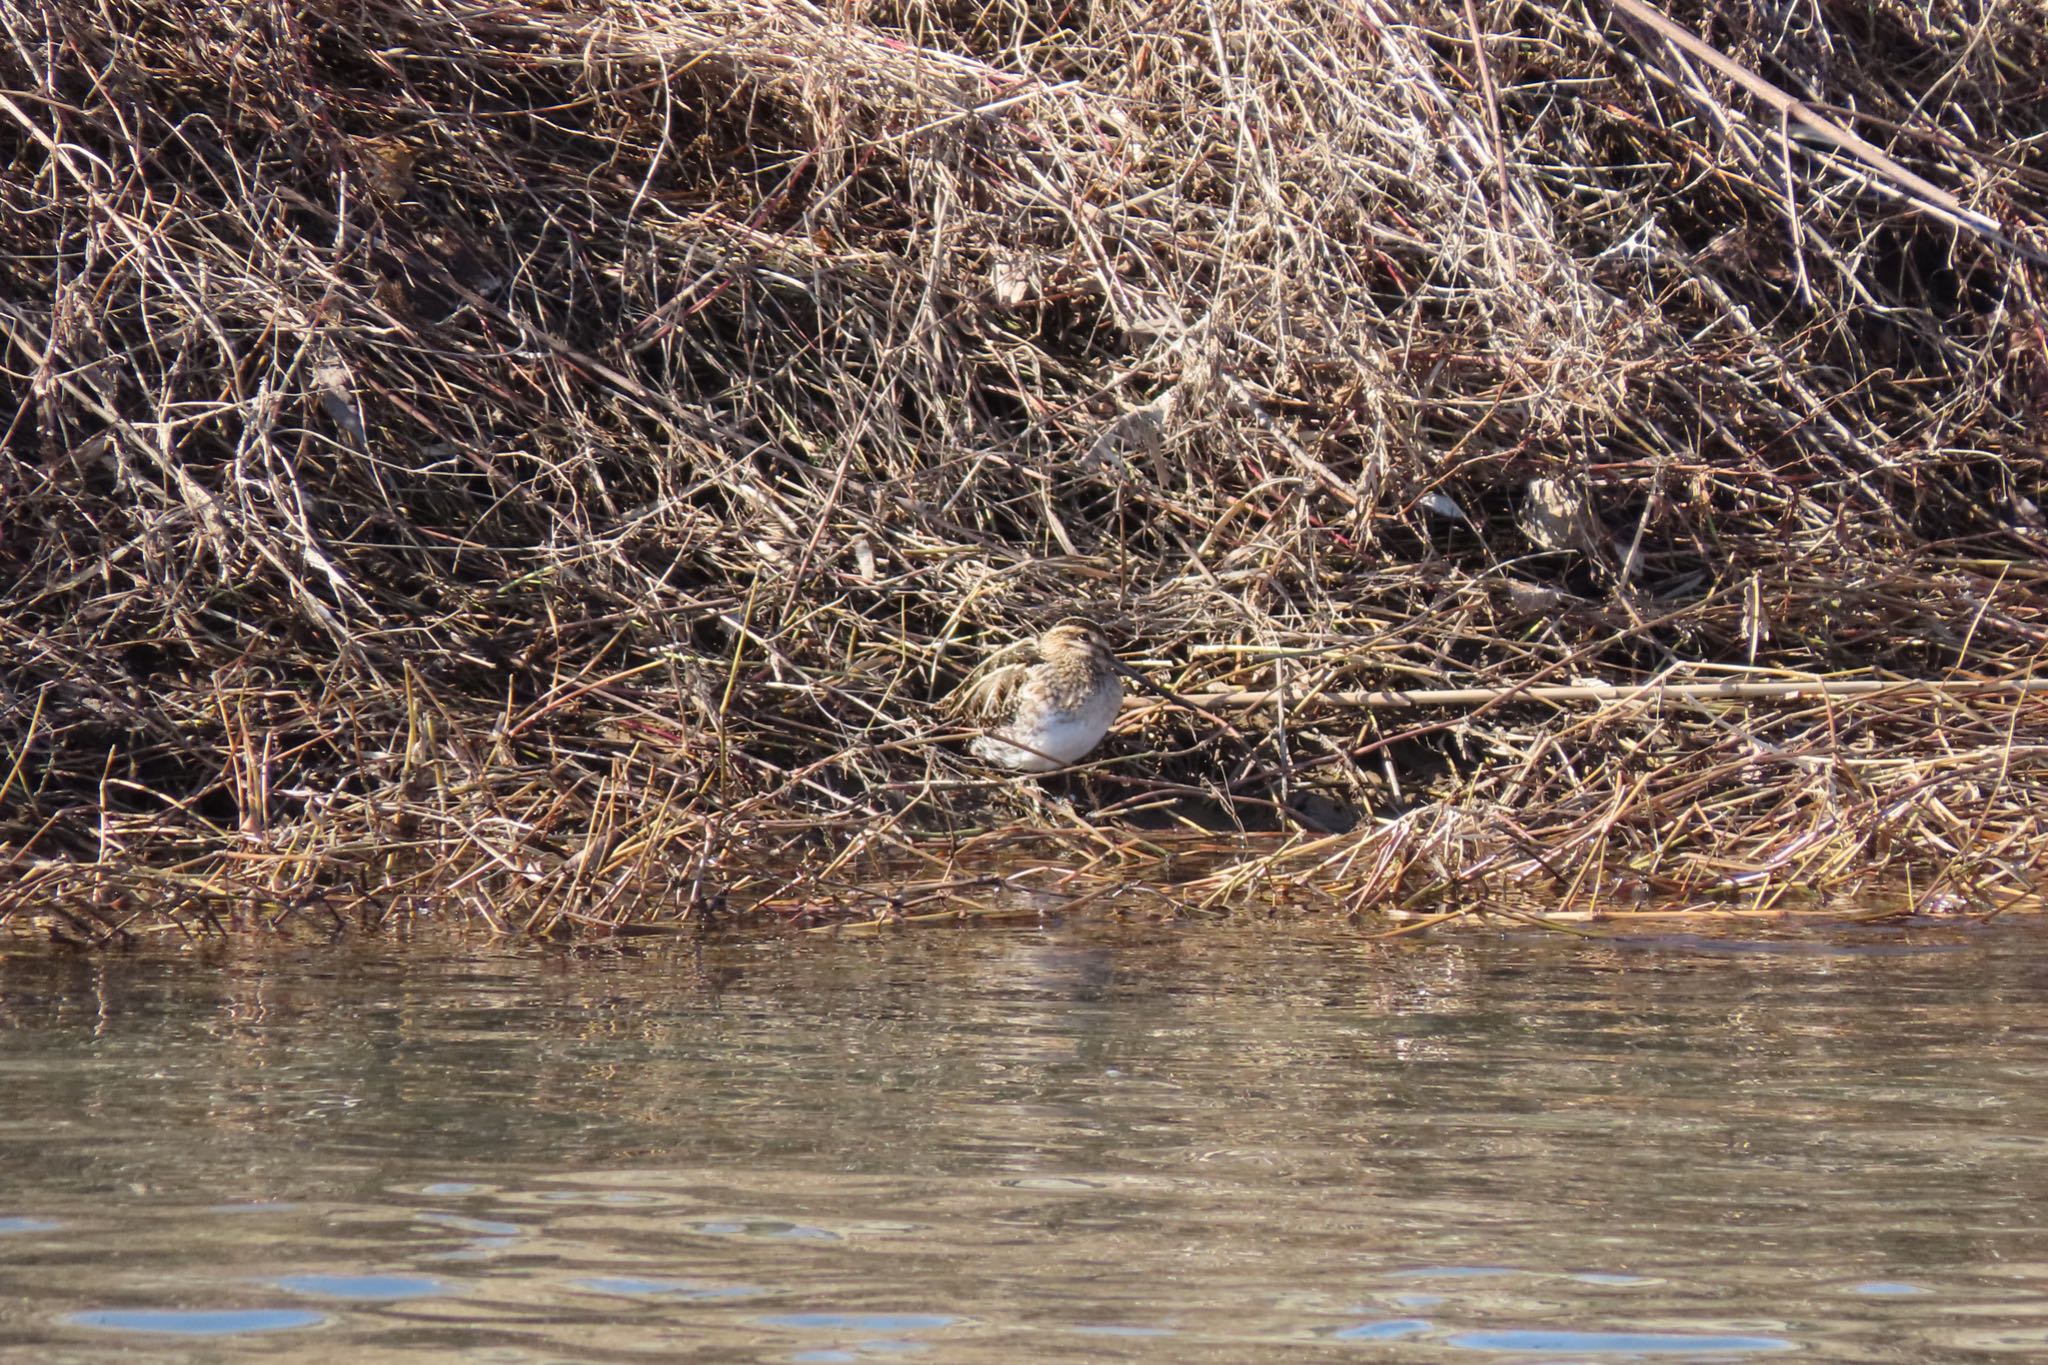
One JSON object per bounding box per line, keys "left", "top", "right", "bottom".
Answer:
{"left": 3, "top": 919, "right": 2047, "bottom": 1361}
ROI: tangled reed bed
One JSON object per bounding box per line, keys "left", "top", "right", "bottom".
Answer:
{"left": 3, "top": 0, "right": 2047, "bottom": 942}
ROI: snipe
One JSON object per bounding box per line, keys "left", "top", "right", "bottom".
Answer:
{"left": 946, "top": 621, "right": 1124, "bottom": 772}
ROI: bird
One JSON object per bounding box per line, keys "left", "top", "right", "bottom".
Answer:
{"left": 945, "top": 620, "right": 1125, "bottom": 772}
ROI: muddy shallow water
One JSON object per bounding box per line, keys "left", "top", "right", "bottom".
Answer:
{"left": 2, "top": 918, "right": 2046, "bottom": 1361}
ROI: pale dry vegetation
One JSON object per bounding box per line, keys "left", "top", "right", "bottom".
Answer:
{"left": 3, "top": 0, "right": 2046, "bottom": 940}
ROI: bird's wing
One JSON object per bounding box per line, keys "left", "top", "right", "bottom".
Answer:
{"left": 943, "top": 639, "right": 1042, "bottom": 722}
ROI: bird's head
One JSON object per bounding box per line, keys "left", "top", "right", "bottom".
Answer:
{"left": 1041, "top": 619, "right": 1120, "bottom": 668}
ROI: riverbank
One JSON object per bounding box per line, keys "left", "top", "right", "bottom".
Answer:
{"left": 4, "top": 0, "right": 2045, "bottom": 941}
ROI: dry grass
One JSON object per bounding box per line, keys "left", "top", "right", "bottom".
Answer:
{"left": 3, "top": 0, "right": 2046, "bottom": 942}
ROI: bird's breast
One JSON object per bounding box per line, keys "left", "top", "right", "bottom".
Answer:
{"left": 975, "top": 673, "right": 1120, "bottom": 770}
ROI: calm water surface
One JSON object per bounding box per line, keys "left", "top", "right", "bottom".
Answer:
{"left": 3, "top": 919, "right": 2047, "bottom": 1361}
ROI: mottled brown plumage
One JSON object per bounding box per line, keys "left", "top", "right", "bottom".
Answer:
{"left": 946, "top": 622, "right": 1123, "bottom": 771}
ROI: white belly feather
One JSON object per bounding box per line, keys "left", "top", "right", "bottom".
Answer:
{"left": 971, "top": 679, "right": 1122, "bottom": 772}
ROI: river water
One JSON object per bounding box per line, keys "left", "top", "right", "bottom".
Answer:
{"left": 2, "top": 918, "right": 2046, "bottom": 1361}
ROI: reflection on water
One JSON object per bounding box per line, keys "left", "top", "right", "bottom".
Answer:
{"left": 2, "top": 920, "right": 2048, "bottom": 1360}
